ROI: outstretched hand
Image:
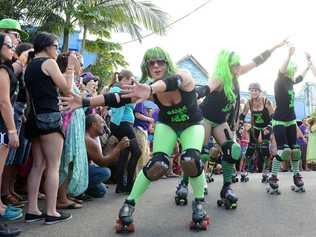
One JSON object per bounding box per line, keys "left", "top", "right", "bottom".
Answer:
{"left": 121, "top": 80, "right": 151, "bottom": 103}
{"left": 59, "top": 92, "right": 83, "bottom": 112}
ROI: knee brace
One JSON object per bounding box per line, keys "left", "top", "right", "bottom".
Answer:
{"left": 143, "top": 152, "right": 170, "bottom": 181}
{"left": 291, "top": 145, "right": 301, "bottom": 161}
{"left": 180, "top": 149, "right": 204, "bottom": 177}
{"left": 222, "top": 140, "right": 241, "bottom": 164}
{"left": 260, "top": 141, "right": 270, "bottom": 157}
{"left": 275, "top": 146, "right": 291, "bottom": 161}
{"left": 245, "top": 143, "right": 256, "bottom": 158}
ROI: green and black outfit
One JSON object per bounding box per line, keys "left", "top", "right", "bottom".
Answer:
{"left": 245, "top": 97, "right": 272, "bottom": 172}
{"left": 199, "top": 78, "right": 241, "bottom": 185}
{"left": 124, "top": 87, "right": 206, "bottom": 205}
{"left": 271, "top": 71, "right": 300, "bottom": 178}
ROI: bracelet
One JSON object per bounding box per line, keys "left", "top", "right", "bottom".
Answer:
{"left": 82, "top": 97, "right": 91, "bottom": 107}
{"left": 8, "top": 130, "right": 17, "bottom": 134}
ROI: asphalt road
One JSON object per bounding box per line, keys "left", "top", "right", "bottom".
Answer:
{"left": 10, "top": 172, "right": 316, "bottom": 237}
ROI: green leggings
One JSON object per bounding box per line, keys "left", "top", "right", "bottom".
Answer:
{"left": 127, "top": 123, "right": 206, "bottom": 203}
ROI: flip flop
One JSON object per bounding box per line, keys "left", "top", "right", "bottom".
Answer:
{"left": 68, "top": 196, "right": 83, "bottom": 204}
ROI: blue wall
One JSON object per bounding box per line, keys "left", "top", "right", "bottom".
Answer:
{"left": 59, "top": 31, "right": 97, "bottom": 68}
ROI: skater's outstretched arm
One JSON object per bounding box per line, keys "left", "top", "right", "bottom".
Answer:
{"left": 238, "top": 39, "right": 288, "bottom": 76}
{"left": 120, "top": 69, "right": 195, "bottom": 103}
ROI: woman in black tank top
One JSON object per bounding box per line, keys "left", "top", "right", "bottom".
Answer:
{"left": 0, "top": 33, "right": 21, "bottom": 220}
{"left": 24, "top": 32, "right": 79, "bottom": 224}
{"left": 239, "top": 82, "right": 274, "bottom": 181}
{"left": 268, "top": 46, "right": 311, "bottom": 194}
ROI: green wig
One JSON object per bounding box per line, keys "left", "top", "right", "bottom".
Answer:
{"left": 287, "top": 61, "right": 297, "bottom": 79}
{"left": 212, "top": 49, "right": 240, "bottom": 103}
{"left": 140, "top": 47, "right": 176, "bottom": 83}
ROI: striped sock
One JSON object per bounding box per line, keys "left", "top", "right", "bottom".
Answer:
{"left": 291, "top": 160, "right": 300, "bottom": 174}
{"left": 271, "top": 157, "right": 281, "bottom": 176}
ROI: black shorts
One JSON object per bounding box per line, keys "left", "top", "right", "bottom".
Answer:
{"left": 25, "top": 115, "right": 65, "bottom": 140}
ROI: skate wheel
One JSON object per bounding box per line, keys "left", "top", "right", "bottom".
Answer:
{"left": 127, "top": 223, "right": 135, "bottom": 232}
{"left": 204, "top": 216, "right": 211, "bottom": 225}
{"left": 291, "top": 186, "right": 295, "bottom": 191}
{"left": 201, "top": 221, "right": 208, "bottom": 230}
{"left": 217, "top": 200, "right": 223, "bottom": 207}
{"left": 231, "top": 203, "right": 237, "bottom": 209}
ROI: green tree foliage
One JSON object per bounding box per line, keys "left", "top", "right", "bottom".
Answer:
{"left": 85, "top": 39, "right": 128, "bottom": 90}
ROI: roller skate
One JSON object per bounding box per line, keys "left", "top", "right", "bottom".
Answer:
{"left": 190, "top": 199, "right": 210, "bottom": 231}
{"left": 217, "top": 184, "right": 238, "bottom": 209}
{"left": 240, "top": 172, "right": 249, "bottom": 183}
{"left": 261, "top": 171, "right": 269, "bottom": 183}
{"left": 175, "top": 181, "right": 188, "bottom": 206}
{"left": 232, "top": 173, "right": 239, "bottom": 183}
{"left": 204, "top": 187, "right": 208, "bottom": 196}
{"left": 266, "top": 175, "right": 281, "bottom": 195}
{"left": 291, "top": 173, "right": 306, "bottom": 193}
{"left": 205, "top": 172, "right": 214, "bottom": 183}
{"left": 115, "top": 200, "right": 135, "bottom": 233}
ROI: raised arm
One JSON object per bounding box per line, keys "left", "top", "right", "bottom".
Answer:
{"left": 239, "top": 39, "right": 288, "bottom": 76}
{"left": 280, "top": 46, "right": 295, "bottom": 74}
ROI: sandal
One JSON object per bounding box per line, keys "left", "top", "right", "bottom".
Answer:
{"left": 57, "top": 202, "right": 83, "bottom": 210}
{"left": 2, "top": 195, "right": 24, "bottom": 208}
{"left": 68, "top": 196, "right": 83, "bottom": 204}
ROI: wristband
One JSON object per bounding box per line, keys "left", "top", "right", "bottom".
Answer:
{"left": 82, "top": 97, "right": 91, "bottom": 107}
{"left": 253, "top": 50, "right": 271, "bottom": 66}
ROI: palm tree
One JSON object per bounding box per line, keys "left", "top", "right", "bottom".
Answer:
{"left": 26, "top": 0, "right": 169, "bottom": 52}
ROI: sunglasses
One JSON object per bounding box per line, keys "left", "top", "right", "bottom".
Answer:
{"left": 147, "top": 59, "right": 166, "bottom": 67}
{"left": 3, "top": 42, "right": 13, "bottom": 49}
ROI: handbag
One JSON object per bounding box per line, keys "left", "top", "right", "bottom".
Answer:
{"left": 28, "top": 93, "right": 63, "bottom": 131}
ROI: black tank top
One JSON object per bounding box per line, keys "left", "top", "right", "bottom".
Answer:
{"left": 24, "top": 58, "right": 59, "bottom": 114}
{"left": 249, "top": 98, "right": 271, "bottom": 128}
{"left": 200, "top": 78, "right": 240, "bottom": 125}
{"left": 273, "top": 72, "right": 296, "bottom": 121}
{"left": 153, "top": 88, "right": 202, "bottom": 130}
{"left": 0, "top": 63, "right": 18, "bottom": 125}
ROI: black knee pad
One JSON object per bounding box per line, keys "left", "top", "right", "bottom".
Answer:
{"left": 180, "top": 149, "right": 204, "bottom": 177}
{"left": 143, "top": 152, "right": 170, "bottom": 181}
{"left": 222, "top": 140, "right": 241, "bottom": 164}
{"left": 260, "top": 141, "right": 270, "bottom": 157}
{"left": 245, "top": 143, "right": 256, "bottom": 158}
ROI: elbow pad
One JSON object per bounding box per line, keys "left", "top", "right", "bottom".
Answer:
{"left": 103, "top": 93, "right": 131, "bottom": 108}
{"left": 163, "top": 75, "right": 183, "bottom": 91}
{"left": 294, "top": 75, "right": 303, "bottom": 84}
{"left": 196, "top": 85, "right": 210, "bottom": 99}
{"left": 253, "top": 50, "right": 271, "bottom": 66}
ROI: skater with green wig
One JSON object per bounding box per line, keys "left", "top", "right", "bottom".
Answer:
{"left": 190, "top": 40, "right": 287, "bottom": 208}
{"left": 115, "top": 46, "right": 210, "bottom": 232}
{"left": 267, "top": 46, "right": 311, "bottom": 195}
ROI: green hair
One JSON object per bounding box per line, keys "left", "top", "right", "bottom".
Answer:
{"left": 140, "top": 47, "right": 176, "bottom": 83}
{"left": 212, "top": 49, "right": 240, "bottom": 103}
{"left": 287, "top": 61, "right": 297, "bottom": 79}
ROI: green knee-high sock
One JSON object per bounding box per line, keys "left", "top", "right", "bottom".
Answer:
{"left": 271, "top": 157, "right": 281, "bottom": 176}
{"left": 189, "top": 173, "right": 205, "bottom": 199}
{"left": 291, "top": 160, "right": 300, "bottom": 174}
{"left": 127, "top": 170, "right": 151, "bottom": 203}
{"left": 222, "top": 160, "right": 234, "bottom": 183}
{"left": 182, "top": 176, "right": 189, "bottom": 185}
